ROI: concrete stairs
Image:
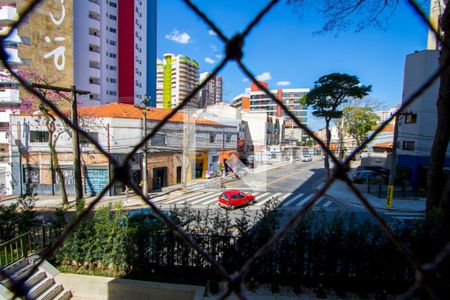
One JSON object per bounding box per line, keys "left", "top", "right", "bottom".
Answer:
{"left": 1, "top": 256, "right": 71, "bottom": 300}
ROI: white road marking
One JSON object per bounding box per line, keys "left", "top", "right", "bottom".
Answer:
{"left": 280, "top": 193, "right": 304, "bottom": 207}
{"left": 295, "top": 194, "right": 315, "bottom": 207}
{"left": 257, "top": 192, "right": 282, "bottom": 206}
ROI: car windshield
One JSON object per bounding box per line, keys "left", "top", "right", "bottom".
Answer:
{"left": 220, "top": 193, "right": 228, "bottom": 200}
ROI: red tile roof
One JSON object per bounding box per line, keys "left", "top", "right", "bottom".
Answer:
{"left": 373, "top": 142, "right": 393, "bottom": 149}
{"left": 22, "top": 103, "right": 224, "bottom": 126}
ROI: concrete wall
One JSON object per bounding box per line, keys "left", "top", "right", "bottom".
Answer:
{"left": 55, "top": 273, "right": 204, "bottom": 300}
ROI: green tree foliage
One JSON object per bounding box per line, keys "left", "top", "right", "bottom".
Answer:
{"left": 343, "top": 106, "right": 379, "bottom": 146}
{"left": 302, "top": 73, "right": 371, "bottom": 177}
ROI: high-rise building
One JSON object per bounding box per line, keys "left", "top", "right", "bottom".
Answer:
{"left": 156, "top": 53, "right": 199, "bottom": 109}
{"left": 375, "top": 104, "right": 400, "bottom": 124}
{"left": 118, "top": 0, "right": 157, "bottom": 107}
{"left": 199, "top": 72, "right": 222, "bottom": 107}
{"left": 74, "top": 0, "right": 118, "bottom": 105}
{"left": 233, "top": 82, "right": 309, "bottom": 142}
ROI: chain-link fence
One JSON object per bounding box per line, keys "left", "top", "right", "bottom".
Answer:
{"left": 0, "top": 0, "right": 449, "bottom": 299}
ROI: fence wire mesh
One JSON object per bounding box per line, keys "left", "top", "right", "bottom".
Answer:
{"left": 0, "top": 0, "right": 449, "bottom": 299}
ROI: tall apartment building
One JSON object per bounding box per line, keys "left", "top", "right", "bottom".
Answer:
{"left": 74, "top": 0, "right": 118, "bottom": 104}
{"left": 199, "top": 72, "right": 222, "bottom": 108}
{"left": 1, "top": 0, "right": 156, "bottom": 107}
{"left": 118, "top": 0, "right": 157, "bottom": 106}
{"left": 233, "top": 82, "right": 309, "bottom": 142}
{"left": 156, "top": 53, "right": 200, "bottom": 109}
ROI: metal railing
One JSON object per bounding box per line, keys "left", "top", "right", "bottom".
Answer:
{"left": 0, "top": 0, "right": 449, "bottom": 299}
{"left": 0, "top": 225, "right": 53, "bottom": 268}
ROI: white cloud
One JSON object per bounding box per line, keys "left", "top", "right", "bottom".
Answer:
{"left": 242, "top": 78, "right": 249, "bottom": 82}
{"left": 256, "top": 72, "right": 272, "bottom": 81}
{"left": 205, "top": 57, "right": 215, "bottom": 64}
{"left": 215, "top": 54, "right": 222, "bottom": 59}
{"left": 210, "top": 44, "right": 219, "bottom": 52}
{"left": 277, "top": 81, "right": 291, "bottom": 86}
{"left": 208, "top": 29, "right": 217, "bottom": 36}
{"left": 165, "top": 29, "right": 191, "bottom": 44}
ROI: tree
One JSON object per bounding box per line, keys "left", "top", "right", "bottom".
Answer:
{"left": 342, "top": 106, "right": 379, "bottom": 147}
{"left": 287, "top": 0, "right": 450, "bottom": 214}
{"left": 302, "top": 73, "right": 371, "bottom": 178}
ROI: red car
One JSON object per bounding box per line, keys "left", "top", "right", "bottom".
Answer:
{"left": 218, "top": 190, "right": 255, "bottom": 210}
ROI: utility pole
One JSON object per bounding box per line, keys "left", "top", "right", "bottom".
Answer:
{"left": 31, "top": 83, "right": 89, "bottom": 204}
{"left": 140, "top": 96, "right": 149, "bottom": 195}
{"left": 142, "top": 107, "right": 148, "bottom": 195}
{"left": 387, "top": 114, "right": 401, "bottom": 209}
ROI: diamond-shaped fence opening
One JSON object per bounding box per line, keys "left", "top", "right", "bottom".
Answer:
{"left": 0, "top": 0, "right": 449, "bottom": 299}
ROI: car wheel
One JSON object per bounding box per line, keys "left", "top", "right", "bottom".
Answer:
{"left": 251, "top": 199, "right": 256, "bottom": 205}
{"left": 230, "top": 205, "right": 235, "bottom": 210}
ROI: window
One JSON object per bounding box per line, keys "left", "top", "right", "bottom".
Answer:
{"left": 109, "top": 53, "right": 117, "bottom": 58}
{"left": 402, "top": 141, "right": 415, "bottom": 151}
{"left": 405, "top": 113, "right": 417, "bottom": 124}
{"left": 151, "top": 134, "right": 166, "bottom": 146}
{"left": 109, "top": 1, "right": 116, "bottom": 7}
{"left": 30, "top": 131, "right": 49, "bottom": 143}
{"left": 109, "top": 27, "right": 116, "bottom": 33}
{"left": 109, "top": 40, "right": 116, "bottom": 46}
{"left": 109, "top": 15, "right": 117, "bottom": 20}
{"left": 80, "top": 132, "right": 99, "bottom": 144}
{"left": 209, "top": 133, "right": 216, "bottom": 143}
{"left": 226, "top": 133, "right": 232, "bottom": 143}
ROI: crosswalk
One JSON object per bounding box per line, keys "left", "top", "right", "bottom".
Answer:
{"left": 156, "top": 191, "right": 339, "bottom": 209}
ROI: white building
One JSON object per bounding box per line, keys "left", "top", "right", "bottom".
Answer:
{"left": 74, "top": 0, "right": 118, "bottom": 105}
{"left": 156, "top": 54, "right": 200, "bottom": 109}
{"left": 375, "top": 104, "right": 400, "bottom": 124}
{"left": 397, "top": 50, "right": 450, "bottom": 190}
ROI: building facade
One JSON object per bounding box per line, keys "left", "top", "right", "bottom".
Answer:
{"left": 199, "top": 72, "right": 222, "bottom": 108}
{"left": 397, "top": 50, "right": 450, "bottom": 190}
{"left": 234, "top": 82, "right": 309, "bottom": 143}
{"left": 156, "top": 53, "right": 200, "bottom": 109}
{"left": 74, "top": 0, "right": 117, "bottom": 104}
{"left": 9, "top": 103, "right": 236, "bottom": 195}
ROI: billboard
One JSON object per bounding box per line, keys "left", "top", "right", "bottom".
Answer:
{"left": 17, "top": 0, "right": 74, "bottom": 88}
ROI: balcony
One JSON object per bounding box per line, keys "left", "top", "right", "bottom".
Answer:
{"left": 88, "top": 0, "right": 101, "bottom": 15}
{"left": 89, "top": 34, "right": 101, "bottom": 47}
{"left": 0, "top": 5, "right": 18, "bottom": 25}
{"left": 88, "top": 18, "right": 100, "bottom": 31}
{"left": 89, "top": 67, "right": 101, "bottom": 78}
{"left": 89, "top": 83, "right": 101, "bottom": 94}
{"left": 88, "top": 51, "right": 101, "bottom": 63}
{"left": 4, "top": 47, "right": 22, "bottom": 64}
{"left": 0, "top": 88, "right": 19, "bottom": 104}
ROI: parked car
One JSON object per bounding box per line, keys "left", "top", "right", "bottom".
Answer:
{"left": 302, "top": 155, "right": 313, "bottom": 162}
{"left": 218, "top": 190, "right": 255, "bottom": 210}
{"left": 352, "top": 169, "right": 387, "bottom": 184}
{"left": 356, "top": 166, "right": 390, "bottom": 177}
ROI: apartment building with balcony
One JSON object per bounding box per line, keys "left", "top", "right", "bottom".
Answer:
{"left": 198, "top": 72, "right": 222, "bottom": 108}
{"left": 233, "top": 82, "right": 309, "bottom": 143}
{"left": 74, "top": 0, "right": 118, "bottom": 104}
{"left": 156, "top": 53, "right": 200, "bottom": 109}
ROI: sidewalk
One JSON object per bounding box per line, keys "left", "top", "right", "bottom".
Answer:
{"left": 319, "top": 179, "right": 426, "bottom": 213}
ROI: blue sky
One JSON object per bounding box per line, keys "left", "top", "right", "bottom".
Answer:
{"left": 158, "top": 0, "right": 429, "bottom": 130}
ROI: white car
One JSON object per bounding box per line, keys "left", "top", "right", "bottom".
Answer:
{"left": 302, "top": 155, "right": 312, "bottom": 162}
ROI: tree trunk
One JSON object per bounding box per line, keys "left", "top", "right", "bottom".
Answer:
{"left": 324, "top": 119, "right": 331, "bottom": 179}
{"left": 426, "top": 5, "right": 450, "bottom": 213}
{"left": 44, "top": 113, "right": 68, "bottom": 205}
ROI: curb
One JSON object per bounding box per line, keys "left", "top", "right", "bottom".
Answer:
{"left": 316, "top": 184, "right": 426, "bottom": 214}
